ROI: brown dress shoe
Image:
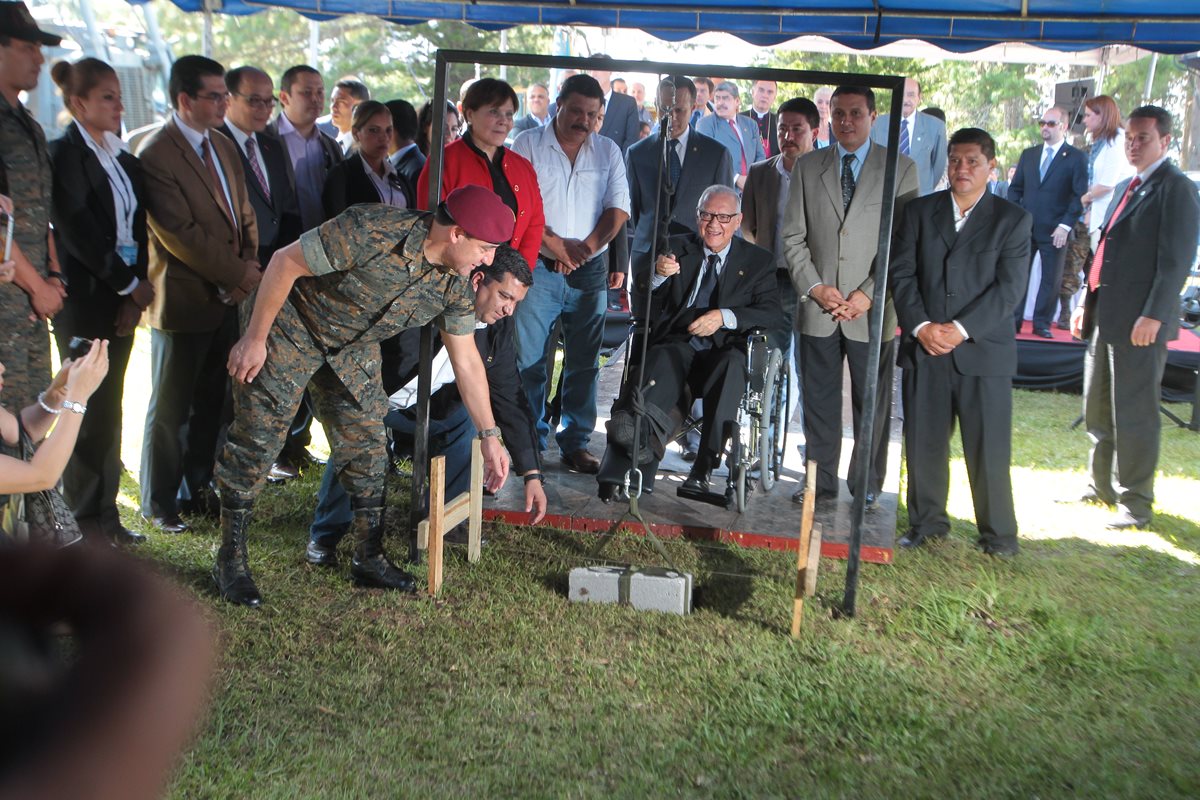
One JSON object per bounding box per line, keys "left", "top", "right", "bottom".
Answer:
{"left": 561, "top": 449, "right": 600, "bottom": 474}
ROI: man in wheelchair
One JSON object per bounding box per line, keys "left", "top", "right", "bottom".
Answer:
{"left": 602, "top": 185, "right": 782, "bottom": 498}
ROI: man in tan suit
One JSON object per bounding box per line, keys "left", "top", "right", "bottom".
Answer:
{"left": 781, "top": 86, "right": 919, "bottom": 507}
{"left": 137, "top": 55, "right": 260, "bottom": 533}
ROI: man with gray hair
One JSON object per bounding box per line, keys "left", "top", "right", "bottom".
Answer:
{"left": 695, "top": 82, "right": 765, "bottom": 190}
{"left": 602, "top": 184, "right": 781, "bottom": 497}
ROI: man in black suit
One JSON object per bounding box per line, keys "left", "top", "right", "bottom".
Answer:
{"left": 221, "top": 66, "right": 309, "bottom": 483}
{"left": 625, "top": 75, "right": 735, "bottom": 279}
{"left": 890, "top": 128, "right": 1032, "bottom": 556}
{"left": 221, "top": 66, "right": 301, "bottom": 269}
{"left": 605, "top": 185, "right": 781, "bottom": 494}
{"left": 1070, "top": 106, "right": 1200, "bottom": 530}
{"left": 741, "top": 80, "right": 779, "bottom": 159}
{"left": 305, "top": 245, "right": 546, "bottom": 563}
{"left": 1007, "top": 105, "right": 1088, "bottom": 337}
{"left": 590, "top": 55, "right": 640, "bottom": 152}
{"left": 386, "top": 99, "right": 425, "bottom": 189}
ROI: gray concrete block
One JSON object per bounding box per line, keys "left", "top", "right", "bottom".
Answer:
{"left": 568, "top": 566, "right": 693, "bottom": 615}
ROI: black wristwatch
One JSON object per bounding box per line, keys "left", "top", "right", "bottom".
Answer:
{"left": 476, "top": 427, "right": 502, "bottom": 440}
{"left": 523, "top": 472, "right": 545, "bottom": 484}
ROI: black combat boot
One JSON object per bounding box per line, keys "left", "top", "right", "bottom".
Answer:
{"left": 212, "top": 495, "right": 262, "bottom": 608}
{"left": 349, "top": 496, "right": 416, "bottom": 591}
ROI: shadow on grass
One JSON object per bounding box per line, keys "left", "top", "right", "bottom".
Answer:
{"left": 1148, "top": 513, "right": 1200, "bottom": 557}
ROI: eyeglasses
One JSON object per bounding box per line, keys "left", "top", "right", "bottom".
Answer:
{"left": 234, "top": 93, "right": 277, "bottom": 110}
{"left": 1038, "top": 119, "right": 1059, "bottom": 127}
{"left": 698, "top": 211, "right": 738, "bottom": 223}
{"left": 194, "top": 91, "right": 230, "bottom": 105}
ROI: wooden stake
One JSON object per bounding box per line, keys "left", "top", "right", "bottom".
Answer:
{"left": 427, "top": 455, "right": 446, "bottom": 597}
{"left": 467, "top": 438, "right": 483, "bottom": 563}
{"left": 791, "top": 460, "right": 819, "bottom": 637}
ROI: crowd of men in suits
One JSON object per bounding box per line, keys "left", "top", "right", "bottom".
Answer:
{"left": 1, "top": 0, "right": 1194, "bottom": 601}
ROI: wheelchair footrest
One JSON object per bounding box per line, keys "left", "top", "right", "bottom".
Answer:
{"left": 676, "top": 484, "right": 733, "bottom": 508}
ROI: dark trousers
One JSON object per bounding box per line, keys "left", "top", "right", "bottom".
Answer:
{"left": 278, "top": 389, "right": 316, "bottom": 460}
{"left": 1084, "top": 327, "right": 1169, "bottom": 521}
{"left": 637, "top": 339, "right": 746, "bottom": 465}
{"left": 902, "top": 356, "right": 1017, "bottom": 548}
{"left": 309, "top": 404, "right": 476, "bottom": 545}
{"left": 1015, "top": 238, "right": 1068, "bottom": 331}
{"left": 139, "top": 310, "right": 236, "bottom": 517}
{"left": 52, "top": 326, "right": 134, "bottom": 530}
{"left": 800, "top": 331, "right": 894, "bottom": 496}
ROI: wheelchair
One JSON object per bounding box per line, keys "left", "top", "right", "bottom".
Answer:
{"left": 597, "top": 328, "right": 789, "bottom": 513}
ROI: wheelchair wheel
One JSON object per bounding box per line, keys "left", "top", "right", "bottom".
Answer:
{"left": 733, "top": 464, "right": 748, "bottom": 513}
{"left": 757, "top": 348, "right": 786, "bottom": 493}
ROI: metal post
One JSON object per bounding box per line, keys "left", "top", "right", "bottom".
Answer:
{"left": 308, "top": 20, "right": 319, "bottom": 69}
{"left": 1143, "top": 53, "right": 1159, "bottom": 104}
{"left": 138, "top": 2, "right": 174, "bottom": 85}
{"left": 202, "top": 0, "right": 215, "bottom": 58}
{"left": 410, "top": 55, "right": 450, "bottom": 560}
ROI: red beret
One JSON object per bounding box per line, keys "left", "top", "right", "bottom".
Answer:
{"left": 444, "top": 185, "right": 515, "bottom": 245}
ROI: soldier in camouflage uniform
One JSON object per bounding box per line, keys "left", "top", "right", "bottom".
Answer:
{"left": 1057, "top": 218, "right": 1091, "bottom": 329}
{"left": 213, "top": 186, "right": 515, "bottom": 607}
{"left": 0, "top": 3, "right": 65, "bottom": 410}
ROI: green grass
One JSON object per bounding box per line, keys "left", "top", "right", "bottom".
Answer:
{"left": 105, "top": 330, "right": 1200, "bottom": 797}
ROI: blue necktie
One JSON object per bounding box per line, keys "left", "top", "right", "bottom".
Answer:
{"left": 1039, "top": 147, "right": 1052, "bottom": 181}
{"left": 841, "top": 153, "right": 856, "bottom": 212}
{"left": 669, "top": 139, "right": 682, "bottom": 188}
{"left": 689, "top": 254, "right": 720, "bottom": 351}
{"left": 898, "top": 118, "right": 910, "bottom": 156}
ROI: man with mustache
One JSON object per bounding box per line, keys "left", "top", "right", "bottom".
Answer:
{"left": 511, "top": 74, "right": 631, "bottom": 475}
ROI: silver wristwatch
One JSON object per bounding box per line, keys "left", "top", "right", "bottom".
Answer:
{"left": 61, "top": 399, "right": 87, "bottom": 415}
{"left": 476, "top": 427, "right": 502, "bottom": 440}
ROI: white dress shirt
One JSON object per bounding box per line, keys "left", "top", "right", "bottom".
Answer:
{"left": 510, "top": 123, "right": 631, "bottom": 257}
{"left": 76, "top": 123, "right": 139, "bottom": 295}
{"left": 223, "top": 120, "right": 271, "bottom": 197}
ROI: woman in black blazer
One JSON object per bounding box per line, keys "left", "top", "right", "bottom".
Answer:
{"left": 322, "top": 100, "right": 414, "bottom": 219}
{"left": 48, "top": 57, "right": 151, "bottom": 546}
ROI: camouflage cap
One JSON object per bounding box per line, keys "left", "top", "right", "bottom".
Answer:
{"left": 0, "top": 2, "right": 62, "bottom": 46}
{"left": 444, "top": 184, "right": 515, "bottom": 245}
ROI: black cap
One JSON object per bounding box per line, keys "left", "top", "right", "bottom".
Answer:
{"left": 0, "top": 2, "right": 62, "bottom": 46}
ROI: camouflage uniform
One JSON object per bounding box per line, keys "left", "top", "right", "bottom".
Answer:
{"left": 215, "top": 205, "right": 476, "bottom": 503}
{"left": 0, "top": 92, "right": 53, "bottom": 410}
{"left": 1058, "top": 219, "right": 1091, "bottom": 325}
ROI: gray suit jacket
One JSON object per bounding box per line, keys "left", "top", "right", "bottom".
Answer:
{"left": 626, "top": 129, "right": 735, "bottom": 271}
{"left": 871, "top": 111, "right": 947, "bottom": 197}
{"left": 781, "top": 143, "right": 919, "bottom": 342}
{"left": 742, "top": 154, "right": 787, "bottom": 255}
{"left": 695, "top": 113, "right": 766, "bottom": 175}
{"left": 599, "top": 92, "right": 641, "bottom": 152}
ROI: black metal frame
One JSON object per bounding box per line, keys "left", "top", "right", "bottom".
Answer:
{"left": 418, "top": 49, "right": 905, "bottom": 617}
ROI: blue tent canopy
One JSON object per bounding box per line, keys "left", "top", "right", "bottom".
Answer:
{"left": 130, "top": 0, "right": 1200, "bottom": 54}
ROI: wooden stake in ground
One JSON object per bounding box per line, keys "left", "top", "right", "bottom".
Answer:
{"left": 427, "top": 455, "right": 446, "bottom": 597}
{"left": 791, "top": 460, "right": 819, "bottom": 637}
{"left": 417, "top": 440, "right": 484, "bottom": 563}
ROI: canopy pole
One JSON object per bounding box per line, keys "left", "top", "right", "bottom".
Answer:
{"left": 308, "top": 20, "right": 319, "bottom": 70}
{"left": 202, "top": 0, "right": 215, "bottom": 58}
{"left": 1143, "top": 53, "right": 1159, "bottom": 104}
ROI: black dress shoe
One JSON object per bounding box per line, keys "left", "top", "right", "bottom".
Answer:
{"left": 305, "top": 540, "right": 338, "bottom": 566}
{"left": 681, "top": 447, "right": 698, "bottom": 463}
{"left": 1033, "top": 327, "right": 1054, "bottom": 339}
{"left": 680, "top": 470, "right": 711, "bottom": 494}
{"left": 267, "top": 461, "right": 300, "bottom": 483}
{"left": 982, "top": 541, "right": 1020, "bottom": 558}
{"left": 898, "top": 529, "right": 948, "bottom": 548}
{"left": 110, "top": 526, "right": 147, "bottom": 546}
{"left": 143, "top": 514, "right": 189, "bottom": 534}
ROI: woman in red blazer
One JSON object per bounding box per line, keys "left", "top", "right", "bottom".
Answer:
{"left": 416, "top": 78, "right": 544, "bottom": 268}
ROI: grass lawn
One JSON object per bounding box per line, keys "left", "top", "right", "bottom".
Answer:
{"left": 106, "top": 330, "right": 1200, "bottom": 798}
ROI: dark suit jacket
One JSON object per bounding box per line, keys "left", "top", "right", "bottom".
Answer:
{"left": 740, "top": 109, "right": 778, "bottom": 159}
{"left": 1082, "top": 160, "right": 1200, "bottom": 345}
{"left": 48, "top": 122, "right": 149, "bottom": 333}
{"left": 890, "top": 190, "right": 1033, "bottom": 376}
{"left": 379, "top": 315, "right": 540, "bottom": 474}
{"left": 136, "top": 117, "right": 258, "bottom": 333}
{"left": 1006, "top": 141, "right": 1088, "bottom": 245}
{"left": 218, "top": 124, "right": 301, "bottom": 264}
{"left": 742, "top": 153, "right": 788, "bottom": 255}
{"left": 599, "top": 91, "right": 641, "bottom": 152}
{"left": 390, "top": 145, "right": 426, "bottom": 190}
{"left": 641, "top": 234, "right": 782, "bottom": 350}
{"left": 626, "top": 130, "right": 735, "bottom": 267}
{"left": 321, "top": 152, "right": 415, "bottom": 220}
{"left": 512, "top": 114, "right": 548, "bottom": 135}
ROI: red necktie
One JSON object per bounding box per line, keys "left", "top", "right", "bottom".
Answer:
{"left": 727, "top": 118, "right": 747, "bottom": 175}
{"left": 1087, "top": 176, "right": 1141, "bottom": 291}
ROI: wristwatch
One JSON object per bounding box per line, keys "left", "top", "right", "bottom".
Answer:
{"left": 61, "top": 399, "right": 87, "bottom": 414}
{"left": 476, "top": 427, "right": 502, "bottom": 440}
